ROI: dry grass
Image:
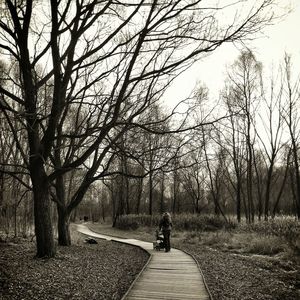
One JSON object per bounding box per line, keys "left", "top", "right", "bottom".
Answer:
{"left": 112, "top": 213, "right": 300, "bottom": 256}
{"left": 88, "top": 223, "right": 154, "bottom": 242}
{"left": 87, "top": 215, "right": 300, "bottom": 300}
{"left": 182, "top": 231, "right": 289, "bottom": 256}
{"left": 115, "top": 213, "right": 236, "bottom": 231}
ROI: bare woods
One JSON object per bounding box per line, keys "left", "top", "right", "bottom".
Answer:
{"left": 0, "top": 1, "right": 298, "bottom": 257}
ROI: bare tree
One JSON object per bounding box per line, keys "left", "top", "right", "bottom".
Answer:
{"left": 272, "top": 145, "right": 291, "bottom": 218}
{"left": 226, "top": 50, "right": 262, "bottom": 222}
{"left": 202, "top": 127, "right": 228, "bottom": 220}
{"left": 255, "top": 66, "right": 285, "bottom": 220}
{"left": 0, "top": 0, "right": 277, "bottom": 256}
{"left": 282, "top": 55, "right": 300, "bottom": 219}
{"left": 252, "top": 149, "right": 265, "bottom": 220}
{"left": 181, "top": 148, "right": 207, "bottom": 214}
{"left": 0, "top": 63, "right": 31, "bottom": 235}
{"left": 222, "top": 85, "right": 247, "bottom": 222}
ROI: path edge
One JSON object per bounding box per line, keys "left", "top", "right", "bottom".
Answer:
{"left": 117, "top": 240, "right": 152, "bottom": 300}
{"left": 86, "top": 224, "right": 130, "bottom": 240}
{"left": 81, "top": 224, "right": 212, "bottom": 300}
{"left": 77, "top": 224, "right": 153, "bottom": 300}
{"left": 180, "top": 248, "right": 214, "bottom": 300}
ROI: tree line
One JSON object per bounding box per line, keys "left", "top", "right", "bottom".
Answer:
{"left": 0, "top": 0, "right": 294, "bottom": 257}
{"left": 77, "top": 51, "right": 300, "bottom": 226}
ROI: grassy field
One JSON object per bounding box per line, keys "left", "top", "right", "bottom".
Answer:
{"left": 88, "top": 214, "right": 300, "bottom": 300}
{"left": 90, "top": 213, "right": 300, "bottom": 256}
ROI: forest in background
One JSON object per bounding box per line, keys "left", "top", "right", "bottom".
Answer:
{"left": 2, "top": 49, "right": 299, "bottom": 237}
{"left": 0, "top": 0, "right": 299, "bottom": 257}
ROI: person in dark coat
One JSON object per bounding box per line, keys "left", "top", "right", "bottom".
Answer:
{"left": 159, "top": 212, "right": 172, "bottom": 252}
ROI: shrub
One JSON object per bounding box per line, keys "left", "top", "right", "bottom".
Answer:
{"left": 201, "top": 231, "right": 232, "bottom": 247}
{"left": 172, "top": 214, "right": 236, "bottom": 231}
{"left": 115, "top": 213, "right": 236, "bottom": 232}
{"left": 238, "top": 217, "right": 300, "bottom": 251}
{"left": 245, "top": 236, "right": 286, "bottom": 256}
{"left": 116, "top": 215, "right": 140, "bottom": 230}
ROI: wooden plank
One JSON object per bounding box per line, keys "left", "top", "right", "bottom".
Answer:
{"left": 76, "top": 224, "right": 211, "bottom": 300}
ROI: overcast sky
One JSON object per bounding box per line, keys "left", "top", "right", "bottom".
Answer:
{"left": 163, "top": 0, "right": 300, "bottom": 105}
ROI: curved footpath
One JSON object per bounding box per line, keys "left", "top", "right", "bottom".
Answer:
{"left": 76, "top": 224, "right": 211, "bottom": 300}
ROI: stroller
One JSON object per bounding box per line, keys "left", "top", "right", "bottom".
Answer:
{"left": 153, "top": 229, "right": 165, "bottom": 251}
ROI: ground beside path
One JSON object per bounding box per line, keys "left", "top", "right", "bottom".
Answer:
{"left": 77, "top": 224, "right": 211, "bottom": 300}
{"left": 87, "top": 223, "right": 300, "bottom": 300}
{"left": 0, "top": 228, "right": 148, "bottom": 300}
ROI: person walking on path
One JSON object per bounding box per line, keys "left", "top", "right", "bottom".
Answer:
{"left": 159, "top": 212, "right": 172, "bottom": 252}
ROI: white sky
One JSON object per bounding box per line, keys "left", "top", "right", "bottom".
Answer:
{"left": 163, "top": 0, "right": 300, "bottom": 104}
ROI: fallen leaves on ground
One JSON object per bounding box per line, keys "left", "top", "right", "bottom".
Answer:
{"left": 181, "top": 244, "right": 300, "bottom": 300}
{"left": 0, "top": 235, "right": 149, "bottom": 300}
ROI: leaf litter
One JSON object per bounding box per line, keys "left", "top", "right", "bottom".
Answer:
{"left": 182, "top": 244, "right": 300, "bottom": 300}
{"left": 0, "top": 234, "right": 149, "bottom": 300}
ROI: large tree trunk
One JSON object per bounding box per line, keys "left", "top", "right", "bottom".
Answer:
{"left": 55, "top": 173, "right": 72, "bottom": 246}
{"left": 32, "top": 169, "right": 55, "bottom": 257}
{"left": 57, "top": 206, "right": 71, "bottom": 246}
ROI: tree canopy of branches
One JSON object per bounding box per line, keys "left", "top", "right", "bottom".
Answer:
{"left": 0, "top": 0, "right": 276, "bottom": 257}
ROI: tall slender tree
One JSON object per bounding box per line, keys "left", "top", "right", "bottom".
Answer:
{"left": 226, "top": 50, "right": 262, "bottom": 222}
{"left": 282, "top": 55, "right": 300, "bottom": 219}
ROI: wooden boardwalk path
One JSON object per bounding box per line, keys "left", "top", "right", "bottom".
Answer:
{"left": 76, "top": 224, "right": 211, "bottom": 300}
